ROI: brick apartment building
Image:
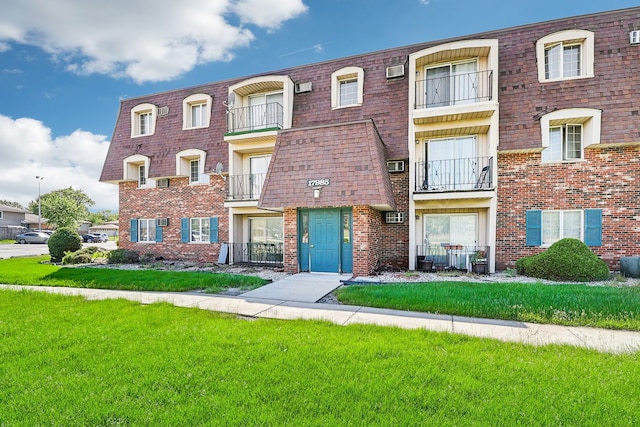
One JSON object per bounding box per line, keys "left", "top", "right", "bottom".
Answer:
{"left": 100, "top": 7, "right": 640, "bottom": 276}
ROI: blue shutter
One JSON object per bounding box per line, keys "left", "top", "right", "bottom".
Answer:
{"left": 130, "top": 219, "right": 138, "bottom": 243}
{"left": 584, "top": 209, "right": 602, "bottom": 246}
{"left": 210, "top": 217, "right": 219, "bottom": 243}
{"left": 525, "top": 210, "right": 542, "bottom": 246}
{"left": 181, "top": 218, "right": 189, "bottom": 243}
{"left": 155, "top": 221, "right": 163, "bottom": 243}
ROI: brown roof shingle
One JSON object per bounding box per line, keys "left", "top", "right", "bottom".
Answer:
{"left": 258, "top": 119, "right": 396, "bottom": 211}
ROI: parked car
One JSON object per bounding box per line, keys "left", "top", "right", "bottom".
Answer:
{"left": 15, "top": 232, "right": 50, "bottom": 244}
{"left": 83, "top": 233, "right": 108, "bottom": 243}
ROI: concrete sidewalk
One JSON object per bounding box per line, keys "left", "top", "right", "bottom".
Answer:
{"left": 3, "top": 277, "right": 640, "bottom": 354}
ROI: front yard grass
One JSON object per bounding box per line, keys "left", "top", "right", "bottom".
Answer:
{"left": 336, "top": 281, "right": 640, "bottom": 330}
{"left": 0, "top": 256, "right": 266, "bottom": 293}
{"left": 1, "top": 290, "right": 639, "bottom": 426}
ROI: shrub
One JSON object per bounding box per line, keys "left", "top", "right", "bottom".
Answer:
{"left": 61, "top": 247, "right": 110, "bottom": 265}
{"left": 515, "top": 238, "right": 609, "bottom": 282}
{"left": 48, "top": 228, "right": 82, "bottom": 263}
{"left": 107, "top": 248, "right": 140, "bottom": 264}
{"left": 62, "top": 252, "right": 93, "bottom": 265}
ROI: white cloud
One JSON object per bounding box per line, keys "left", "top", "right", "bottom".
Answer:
{"left": 0, "top": 114, "right": 118, "bottom": 212}
{"left": 0, "top": 42, "right": 10, "bottom": 53}
{"left": 0, "top": 0, "right": 308, "bottom": 83}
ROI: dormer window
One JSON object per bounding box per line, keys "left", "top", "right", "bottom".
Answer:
{"left": 183, "top": 94, "right": 212, "bottom": 130}
{"left": 536, "top": 30, "right": 594, "bottom": 82}
{"left": 331, "top": 66, "right": 364, "bottom": 109}
{"left": 123, "top": 154, "right": 154, "bottom": 188}
{"left": 176, "top": 149, "right": 209, "bottom": 185}
{"left": 131, "top": 103, "right": 156, "bottom": 137}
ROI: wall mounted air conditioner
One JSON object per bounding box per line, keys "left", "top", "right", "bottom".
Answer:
{"left": 295, "top": 82, "right": 313, "bottom": 93}
{"left": 157, "top": 218, "right": 169, "bottom": 227}
{"left": 157, "top": 106, "right": 169, "bottom": 116}
{"left": 386, "top": 64, "right": 405, "bottom": 79}
{"left": 156, "top": 178, "right": 169, "bottom": 188}
{"left": 387, "top": 160, "right": 405, "bottom": 173}
{"left": 630, "top": 31, "right": 640, "bottom": 44}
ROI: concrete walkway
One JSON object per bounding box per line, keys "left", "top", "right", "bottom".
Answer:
{"left": 2, "top": 273, "right": 640, "bottom": 354}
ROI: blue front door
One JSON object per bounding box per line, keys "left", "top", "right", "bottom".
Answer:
{"left": 310, "top": 209, "right": 340, "bottom": 273}
{"left": 299, "top": 208, "right": 352, "bottom": 273}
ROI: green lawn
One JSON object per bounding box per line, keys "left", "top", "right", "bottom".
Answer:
{"left": 1, "top": 290, "right": 639, "bottom": 426}
{"left": 336, "top": 281, "right": 640, "bottom": 330}
{"left": 0, "top": 256, "right": 266, "bottom": 293}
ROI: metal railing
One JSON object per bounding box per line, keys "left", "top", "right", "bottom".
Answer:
{"left": 226, "top": 173, "right": 266, "bottom": 200}
{"left": 229, "top": 242, "right": 284, "bottom": 266}
{"left": 416, "top": 245, "right": 490, "bottom": 273}
{"left": 226, "top": 102, "right": 283, "bottom": 133}
{"left": 415, "top": 156, "right": 492, "bottom": 192}
{"left": 415, "top": 70, "right": 492, "bottom": 109}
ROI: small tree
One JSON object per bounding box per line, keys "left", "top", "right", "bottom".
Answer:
{"left": 29, "top": 187, "right": 95, "bottom": 229}
{"left": 48, "top": 227, "right": 82, "bottom": 263}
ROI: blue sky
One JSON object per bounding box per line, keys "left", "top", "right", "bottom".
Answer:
{"left": 0, "top": 0, "right": 637, "bottom": 212}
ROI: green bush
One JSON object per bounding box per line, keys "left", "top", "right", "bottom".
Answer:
{"left": 515, "top": 238, "right": 609, "bottom": 282}
{"left": 61, "top": 247, "right": 110, "bottom": 265}
{"left": 107, "top": 248, "right": 140, "bottom": 264}
{"left": 47, "top": 228, "right": 82, "bottom": 263}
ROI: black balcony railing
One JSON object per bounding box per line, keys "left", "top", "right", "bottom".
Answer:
{"left": 415, "top": 70, "right": 492, "bottom": 109}
{"left": 226, "top": 102, "right": 283, "bottom": 133}
{"left": 415, "top": 156, "right": 492, "bottom": 192}
{"left": 416, "top": 245, "right": 490, "bottom": 273}
{"left": 229, "top": 242, "right": 284, "bottom": 266}
{"left": 226, "top": 173, "right": 266, "bottom": 200}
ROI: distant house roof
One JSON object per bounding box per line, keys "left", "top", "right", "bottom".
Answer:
{"left": 0, "top": 204, "right": 28, "bottom": 214}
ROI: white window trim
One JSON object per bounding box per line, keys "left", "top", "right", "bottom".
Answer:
{"left": 540, "top": 108, "right": 601, "bottom": 163}
{"left": 138, "top": 219, "right": 156, "bottom": 243}
{"left": 331, "top": 66, "right": 364, "bottom": 109}
{"left": 131, "top": 103, "right": 157, "bottom": 137}
{"left": 182, "top": 93, "right": 212, "bottom": 130}
{"left": 541, "top": 210, "right": 583, "bottom": 247}
{"left": 190, "top": 217, "right": 210, "bottom": 243}
{"left": 123, "top": 154, "right": 155, "bottom": 188}
{"left": 175, "top": 149, "right": 209, "bottom": 185}
{"left": 536, "top": 30, "right": 594, "bottom": 82}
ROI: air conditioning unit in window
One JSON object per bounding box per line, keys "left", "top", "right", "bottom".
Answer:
{"left": 157, "top": 106, "right": 169, "bottom": 116}
{"left": 156, "top": 178, "right": 169, "bottom": 188}
{"left": 385, "top": 212, "right": 405, "bottom": 224}
{"left": 386, "top": 160, "right": 405, "bottom": 173}
{"left": 386, "top": 64, "right": 405, "bottom": 79}
{"left": 295, "top": 82, "right": 312, "bottom": 93}
{"left": 630, "top": 30, "right": 640, "bottom": 44}
{"left": 157, "top": 218, "right": 169, "bottom": 227}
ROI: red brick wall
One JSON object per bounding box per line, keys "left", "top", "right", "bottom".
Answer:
{"left": 378, "top": 169, "right": 410, "bottom": 270}
{"left": 282, "top": 208, "right": 298, "bottom": 273}
{"left": 496, "top": 145, "right": 640, "bottom": 270}
{"left": 353, "top": 205, "right": 382, "bottom": 276}
{"left": 118, "top": 176, "right": 228, "bottom": 262}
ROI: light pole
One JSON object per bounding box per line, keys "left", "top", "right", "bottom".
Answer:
{"left": 35, "top": 176, "right": 44, "bottom": 230}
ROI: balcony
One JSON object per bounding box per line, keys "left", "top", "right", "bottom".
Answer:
{"left": 226, "top": 173, "right": 266, "bottom": 201}
{"left": 229, "top": 242, "right": 284, "bottom": 266}
{"left": 415, "top": 157, "right": 492, "bottom": 192}
{"left": 226, "top": 102, "right": 284, "bottom": 134}
{"left": 416, "top": 245, "right": 490, "bottom": 273}
{"left": 415, "top": 70, "right": 492, "bottom": 110}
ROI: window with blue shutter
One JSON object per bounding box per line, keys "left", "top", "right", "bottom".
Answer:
{"left": 584, "top": 209, "right": 602, "bottom": 246}
{"left": 525, "top": 210, "right": 542, "bottom": 246}
{"left": 181, "top": 217, "right": 189, "bottom": 243}
{"left": 210, "top": 217, "right": 219, "bottom": 243}
{"left": 130, "top": 219, "right": 138, "bottom": 243}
